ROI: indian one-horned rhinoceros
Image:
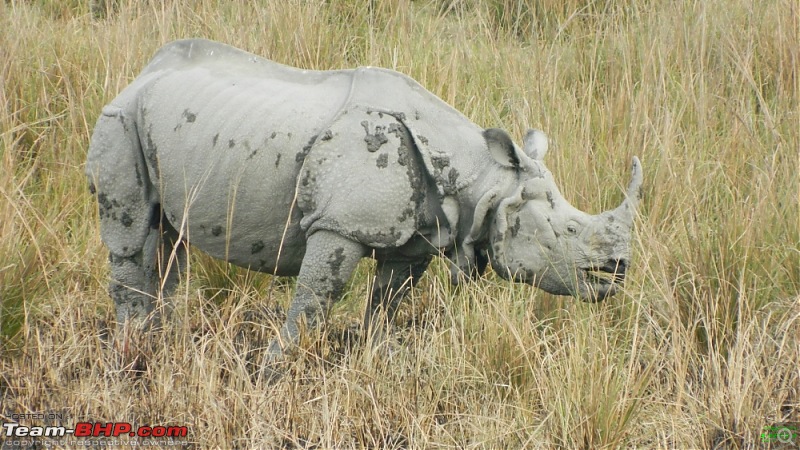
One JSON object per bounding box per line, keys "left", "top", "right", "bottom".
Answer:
{"left": 86, "top": 39, "right": 643, "bottom": 363}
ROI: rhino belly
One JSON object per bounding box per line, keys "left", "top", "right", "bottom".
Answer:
{"left": 156, "top": 144, "right": 307, "bottom": 274}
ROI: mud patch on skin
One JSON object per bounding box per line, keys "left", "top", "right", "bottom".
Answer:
{"left": 145, "top": 127, "right": 159, "bottom": 178}
{"left": 211, "top": 225, "right": 223, "bottom": 237}
{"left": 96, "top": 192, "right": 137, "bottom": 229}
{"left": 320, "top": 130, "right": 333, "bottom": 141}
{"left": 368, "top": 109, "right": 406, "bottom": 121}
{"left": 492, "top": 242, "right": 503, "bottom": 259}
{"left": 173, "top": 110, "right": 197, "bottom": 131}
{"left": 328, "top": 248, "right": 345, "bottom": 277}
{"left": 510, "top": 216, "right": 521, "bottom": 237}
{"left": 361, "top": 121, "right": 389, "bottom": 152}
{"left": 115, "top": 113, "right": 129, "bottom": 132}
{"left": 428, "top": 154, "right": 459, "bottom": 195}
{"left": 431, "top": 155, "right": 450, "bottom": 171}
{"left": 398, "top": 207, "right": 414, "bottom": 223}
{"left": 182, "top": 109, "right": 197, "bottom": 123}
{"left": 212, "top": 133, "right": 219, "bottom": 147}
{"left": 228, "top": 139, "right": 236, "bottom": 148}
{"left": 96, "top": 192, "right": 112, "bottom": 219}
{"left": 251, "top": 240, "right": 265, "bottom": 254}
{"left": 296, "top": 134, "right": 318, "bottom": 163}
{"left": 445, "top": 169, "right": 460, "bottom": 193}
{"left": 388, "top": 122, "right": 426, "bottom": 225}
{"left": 396, "top": 145, "right": 409, "bottom": 167}
{"left": 300, "top": 170, "right": 316, "bottom": 188}
{"left": 376, "top": 153, "right": 388, "bottom": 169}
{"left": 303, "top": 134, "right": 319, "bottom": 153}
{"left": 120, "top": 212, "right": 134, "bottom": 227}
{"left": 297, "top": 167, "right": 316, "bottom": 210}
{"left": 546, "top": 191, "right": 555, "bottom": 209}
{"left": 275, "top": 153, "right": 282, "bottom": 168}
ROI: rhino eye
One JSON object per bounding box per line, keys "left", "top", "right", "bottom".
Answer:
{"left": 566, "top": 224, "right": 578, "bottom": 235}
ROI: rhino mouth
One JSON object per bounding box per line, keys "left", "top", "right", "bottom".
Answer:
{"left": 583, "top": 259, "right": 627, "bottom": 287}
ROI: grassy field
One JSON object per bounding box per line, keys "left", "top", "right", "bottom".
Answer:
{"left": 1, "top": 0, "right": 798, "bottom": 448}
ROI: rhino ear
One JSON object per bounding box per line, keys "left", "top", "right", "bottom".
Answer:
{"left": 522, "top": 129, "right": 549, "bottom": 161}
{"left": 484, "top": 128, "right": 522, "bottom": 169}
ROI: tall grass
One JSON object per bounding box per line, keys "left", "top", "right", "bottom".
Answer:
{"left": 1, "top": 0, "right": 797, "bottom": 448}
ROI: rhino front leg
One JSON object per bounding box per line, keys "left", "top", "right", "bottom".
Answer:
{"left": 363, "top": 256, "right": 431, "bottom": 343}
{"left": 265, "top": 230, "right": 366, "bottom": 365}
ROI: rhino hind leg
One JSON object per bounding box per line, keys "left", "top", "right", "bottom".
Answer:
{"left": 363, "top": 256, "right": 431, "bottom": 344}
{"left": 151, "top": 215, "right": 187, "bottom": 320}
{"left": 108, "top": 245, "right": 157, "bottom": 330}
{"left": 108, "top": 207, "right": 187, "bottom": 332}
{"left": 265, "top": 230, "right": 366, "bottom": 367}
{"left": 86, "top": 105, "right": 168, "bottom": 331}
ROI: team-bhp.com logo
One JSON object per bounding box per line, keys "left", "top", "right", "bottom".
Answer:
{"left": 3, "top": 421, "right": 188, "bottom": 438}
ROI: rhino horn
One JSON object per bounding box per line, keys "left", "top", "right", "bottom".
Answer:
{"left": 613, "top": 156, "right": 643, "bottom": 222}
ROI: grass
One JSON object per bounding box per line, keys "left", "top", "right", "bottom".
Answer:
{"left": 1, "top": 0, "right": 798, "bottom": 448}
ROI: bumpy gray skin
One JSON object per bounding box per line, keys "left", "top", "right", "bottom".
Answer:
{"left": 86, "top": 39, "right": 643, "bottom": 363}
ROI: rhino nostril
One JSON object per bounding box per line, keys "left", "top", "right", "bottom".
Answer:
{"left": 592, "top": 259, "right": 626, "bottom": 282}
{"left": 610, "top": 260, "right": 627, "bottom": 283}
{"left": 611, "top": 259, "right": 627, "bottom": 273}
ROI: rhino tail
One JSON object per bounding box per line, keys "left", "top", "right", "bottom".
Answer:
{"left": 86, "top": 105, "right": 154, "bottom": 258}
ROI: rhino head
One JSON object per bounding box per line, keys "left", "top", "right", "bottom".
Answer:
{"left": 486, "top": 130, "right": 643, "bottom": 301}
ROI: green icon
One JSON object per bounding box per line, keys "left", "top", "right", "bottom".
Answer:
{"left": 762, "top": 424, "right": 798, "bottom": 444}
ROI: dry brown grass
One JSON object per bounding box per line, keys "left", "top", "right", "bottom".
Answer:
{"left": 1, "top": 0, "right": 798, "bottom": 448}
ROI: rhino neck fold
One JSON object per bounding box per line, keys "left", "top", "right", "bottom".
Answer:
{"left": 446, "top": 164, "right": 521, "bottom": 280}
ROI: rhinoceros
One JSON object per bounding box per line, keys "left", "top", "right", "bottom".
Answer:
{"left": 86, "top": 39, "right": 643, "bottom": 362}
